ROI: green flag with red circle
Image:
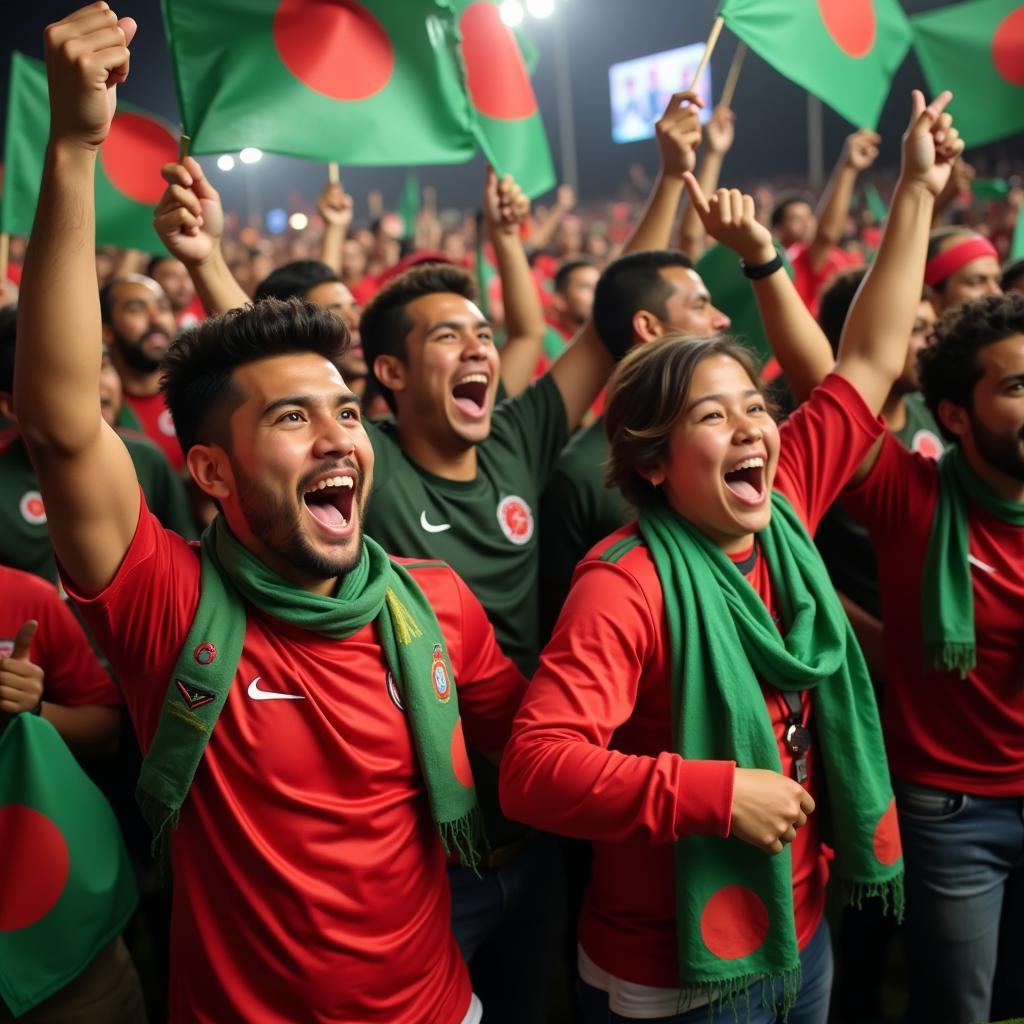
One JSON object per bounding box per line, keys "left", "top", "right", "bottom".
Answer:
{"left": 717, "top": 0, "right": 912, "bottom": 129}
{"left": 0, "top": 714, "right": 137, "bottom": 1017}
{"left": 2, "top": 52, "right": 176, "bottom": 252}
{"left": 442, "top": 0, "right": 556, "bottom": 198}
{"left": 912, "top": 0, "right": 1024, "bottom": 148}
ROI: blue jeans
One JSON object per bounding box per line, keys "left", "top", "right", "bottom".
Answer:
{"left": 448, "top": 833, "right": 565, "bottom": 1024}
{"left": 894, "top": 777, "right": 1024, "bottom": 1024}
{"left": 578, "top": 918, "right": 832, "bottom": 1024}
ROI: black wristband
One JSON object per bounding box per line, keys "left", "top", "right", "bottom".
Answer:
{"left": 740, "top": 253, "right": 784, "bottom": 280}
{"left": 30, "top": 699, "right": 43, "bottom": 716}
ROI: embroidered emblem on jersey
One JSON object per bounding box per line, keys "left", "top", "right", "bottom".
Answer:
{"left": 496, "top": 494, "right": 533, "bottom": 545}
{"left": 175, "top": 679, "right": 217, "bottom": 711}
{"left": 193, "top": 642, "right": 217, "bottom": 665}
{"left": 19, "top": 491, "right": 47, "bottom": 526}
{"left": 0, "top": 640, "right": 13, "bottom": 659}
{"left": 910, "top": 429, "right": 943, "bottom": 461}
{"left": 431, "top": 643, "right": 451, "bottom": 703}
{"left": 158, "top": 409, "right": 177, "bottom": 437}
{"left": 385, "top": 670, "right": 405, "bottom": 712}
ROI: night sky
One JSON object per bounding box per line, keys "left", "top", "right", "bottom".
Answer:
{"left": 3, "top": 0, "right": 1021, "bottom": 219}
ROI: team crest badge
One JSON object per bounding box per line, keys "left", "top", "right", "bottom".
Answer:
{"left": 158, "top": 409, "right": 177, "bottom": 437}
{"left": 385, "top": 670, "right": 405, "bottom": 712}
{"left": 194, "top": 642, "right": 217, "bottom": 665}
{"left": 496, "top": 495, "right": 533, "bottom": 546}
{"left": 911, "top": 430, "right": 943, "bottom": 461}
{"left": 431, "top": 644, "right": 451, "bottom": 703}
{"left": 0, "top": 640, "right": 13, "bottom": 659}
{"left": 175, "top": 679, "right": 217, "bottom": 711}
{"left": 19, "top": 491, "right": 47, "bottom": 526}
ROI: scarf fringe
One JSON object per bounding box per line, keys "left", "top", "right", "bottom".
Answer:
{"left": 674, "top": 965, "right": 802, "bottom": 1021}
{"left": 926, "top": 641, "right": 975, "bottom": 679}
{"left": 137, "top": 790, "right": 179, "bottom": 880}
{"left": 439, "top": 808, "right": 488, "bottom": 874}
{"left": 844, "top": 873, "right": 905, "bottom": 922}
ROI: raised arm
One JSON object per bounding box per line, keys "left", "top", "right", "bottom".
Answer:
{"left": 153, "top": 156, "right": 249, "bottom": 314}
{"left": 316, "top": 176, "right": 354, "bottom": 275}
{"left": 678, "top": 103, "right": 735, "bottom": 262}
{"left": 482, "top": 169, "right": 546, "bottom": 397}
{"left": 14, "top": 2, "right": 142, "bottom": 593}
{"left": 807, "top": 129, "right": 880, "bottom": 269}
{"left": 526, "top": 183, "right": 575, "bottom": 253}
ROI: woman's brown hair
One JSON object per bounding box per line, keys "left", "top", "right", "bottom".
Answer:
{"left": 604, "top": 334, "right": 765, "bottom": 507}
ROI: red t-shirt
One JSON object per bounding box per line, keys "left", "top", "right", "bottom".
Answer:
{"left": 122, "top": 391, "right": 184, "bottom": 473}
{"left": 844, "top": 435, "right": 1024, "bottom": 795}
{"left": 0, "top": 565, "right": 118, "bottom": 707}
{"left": 501, "top": 374, "right": 884, "bottom": 988}
{"left": 64, "top": 499, "right": 526, "bottom": 1023}
{"left": 175, "top": 293, "right": 206, "bottom": 329}
{"left": 786, "top": 242, "right": 860, "bottom": 318}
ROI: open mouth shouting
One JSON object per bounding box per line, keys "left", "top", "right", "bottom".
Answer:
{"left": 723, "top": 455, "right": 766, "bottom": 506}
{"left": 301, "top": 473, "right": 357, "bottom": 535}
{"left": 451, "top": 372, "right": 491, "bottom": 420}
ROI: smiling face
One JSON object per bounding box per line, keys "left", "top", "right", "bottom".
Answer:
{"left": 657, "top": 266, "right": 732, "bottom": 339}
{"left": 212, "top": 352, "right": 373, "bottom": 592}
{"left": 647, "top": 354, "right": 780, "bottom": 551}
{"left": 388, "top": 291, "right": 500, "bottom": 451}
{"left": 935, "top": 254, "right": 1002, "bottom": 311}
{"left": 104, "top": 279, "right": 177, "bottom": 375}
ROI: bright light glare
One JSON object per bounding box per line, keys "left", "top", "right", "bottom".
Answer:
{"left": 525, "top": 0, "right": 554, "bottom": 18}
{"left": 500, "top": 1, "right": 524, "bottom": 26}
{"left": 239, "top": 147, "right": 263, "bottom": 164}
{"left": 289, "top": 212, "right": 309, "bottom": 231}
{"left": 216, "top": 154, "right": 235, "bottom": 172}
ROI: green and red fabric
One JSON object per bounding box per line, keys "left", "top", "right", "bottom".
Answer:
{"left": 2, "top": 52, "right": 174, "bottom": 252}
{"left": 718, "top": 0, "right": 912, "bottom": 129}
{"left": 162, "top": 0, "right": 476, "bottom": 166}
{"left": 1011, "top": 198, "right": 1024, "bottom": 260}
{"left": 442, "top": 0, "right": 556, "bottom": 197}
{"left": 0, "top": 714, "right": 137, "bottom": 1016}
{"left": 912, "top": 0, "right": 1024, "bottom": 147}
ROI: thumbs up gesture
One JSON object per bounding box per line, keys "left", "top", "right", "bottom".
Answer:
{"left": 0, "top": 621, "right": 44, "bottom": 716}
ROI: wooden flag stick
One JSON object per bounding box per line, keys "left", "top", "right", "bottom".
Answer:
{"left": 689, "top": 15, "right": 724, "bottom": 92}
{"left": 0, "top": 233, "right": 9, "bottom": 285}
{"left": 178, "top": 134, "right": 191, "bottom": 163}
{"left": 719, "top": 42, "right": 747, "bottom": 108}
{"left": 328, "top": 161, "right": 340, "bottom": 185}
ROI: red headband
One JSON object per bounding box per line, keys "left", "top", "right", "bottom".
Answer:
{"left": 925, "top": 237, "right": 999, "bottom": 288}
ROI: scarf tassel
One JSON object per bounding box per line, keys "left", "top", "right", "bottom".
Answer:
{"left": 439, "top": 807, "right": 488, "bottom": 874}
{"left": 136, "top": 790, "right": 180, "bottom": 879}
{"left": 844, "top": 874, "right": 905, "bottom": 922}
{"left": 675, "top": 966, "right": 802, "bottom": 1021}
{"left": 926, "top": 642, "right": 976, "bottom": 680}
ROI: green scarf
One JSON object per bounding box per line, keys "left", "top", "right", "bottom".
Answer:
{"left": 921, "top": 445, "right": 1024, "bottom": 677}
{"left": 633, "top": 496, "right": 902, "bottom": 1015}
{"left": 136, "top": 517, "right": 485, "bottom": 868}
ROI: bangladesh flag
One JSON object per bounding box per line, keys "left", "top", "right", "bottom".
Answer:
{"left": 162, "top": 0, "right": 478, "bottom": 166}
{"left": 442, "top": 0, "right": 556, "bottom": 197}
{"left": 718, "top": 0, "right": 912, "bottom": 129}
{"left": 2, "top": 52, "right": 175, "bottom": 252}
{"left": 912, "top": 0, "right": 1024, "bottom": 147}
{"left": 0, "top": 714, "right": 137, "bottom": 1016}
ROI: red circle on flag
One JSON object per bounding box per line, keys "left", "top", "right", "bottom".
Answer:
{"left": 992, "top": 6, "right": 1024, "bottom": 87}
{"left": 99, "top": 112, "right": 178, "bottom": 205}
{"left": 817, "top": 0, "right": 876, "bottom": 58}
{"left": 0, "top": 805, "right": 70, "bottom": 930}
{"left": 459, "top": 2, "right": 537, "bottom": 120}
{"left": 450, "top": 719, "right": 474, "bottom": 788}
{"left": 700, "top": 885, "right": 770, "bottom": 959}
{"left": 273, "top": 0, "right": 394, "bottom": 101}
{"left": 873, "top": 798, "right": 902, "bottom": 866}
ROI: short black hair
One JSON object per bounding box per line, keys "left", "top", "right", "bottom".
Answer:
{"left": 254, "top": 260, "right": 340, "bottom": 303}
{"left": 770, "top": 195, "right": 811, "bottom": 230}
{"left": 926, "top": 227, "right": 979, "bottom": 292}
{"left": 1002, "top": 258, "right": 1024, "bottom": 294}
{"left": 817, "top": 267, "right": 868, "bottom": 356}
{"left": 145, "top": 254, "right": 177, "bottom": 279}
{"left": 360, "top": 263, "right": 477, "bottom": 414}
{"left": 918, "top": 291, "right": 1024, "bottom": 443}
{"left": 591, "top": 250, "right": 693, "bottom": 361}
{"left": 0, "top": 307, "right": 17, "bottom": 394}
{"left": 161, "top": 297, "right": 350, "bottom": 457}
{"left": 99, "top": 274, "right": 162, "bottom": 326}
{"left": 553, "top": 258, "right": 595, "bottom": 295}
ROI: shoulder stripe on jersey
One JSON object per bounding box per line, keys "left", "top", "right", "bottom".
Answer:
{"left": 397, "top": 560, "right": 448, "bottom": 570}
{"left": 600, "top": 535, "right": 643, "bottom": 564}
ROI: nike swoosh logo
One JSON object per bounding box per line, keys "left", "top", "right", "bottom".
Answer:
{"left": 247, "top": 676, "right": 305, "bottom": 701}
{"left": 420, "top": 511, "right": 451, "bottom": 534}
{"left": 968, "top": 554, "right": 996, "bottom": 574}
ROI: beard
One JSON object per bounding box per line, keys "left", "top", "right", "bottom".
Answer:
{"left": 114, "top": 331, "right": 170, "bottom": 374}
{"left": 231, "top": 459, "right": 365, "bottom": 582}
{"left": 969, "top": 410, "right": 1024, "bottom": 484}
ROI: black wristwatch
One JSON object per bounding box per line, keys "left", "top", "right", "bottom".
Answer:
{"left": 740, "top": 253, "right": 784, "bottom": 280}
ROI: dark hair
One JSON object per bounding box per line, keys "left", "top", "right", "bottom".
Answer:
{"left": 99, "top": 274, "right": 161, "bottom": 326}
{"left": 770, "top": 195, "right": 811, "bottom": 230}
{"left": 1002, "top": 258, "right": 1024, "bottom": 294}
{"left": 360, "top": 262, "right": 477, "bottom": 413}
{"left": 604, "top": 333, "right": 764, "bottom": 507}
{"left": 553, "top": 258, "right": 595, "bottom": 295}
{"left": 145, "top": 254, "right": 177, "bottom": 279}
{"left": 918, "top": 291, "right": 1024, "bottom": 443}
{"left": 817, "top": 267, "right": 868, "bottom": 356}
{"left": 254, "top": 260, "right": 340, "bottom": 302}
{"left": 0, "top": 307, "right": 17, "bottom": 394}
{"left": 160, "top": 297, "right": 350, "bottom": 457}
{"left": 591, "top": 250, "right": 694, "bottom": 361}
{"left": 926, "top": 227, "right": 980, "bottom": 292}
